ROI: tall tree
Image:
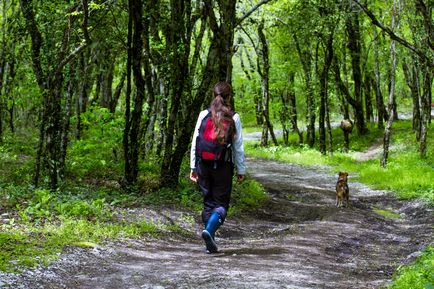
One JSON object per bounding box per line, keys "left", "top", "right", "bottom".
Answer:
{"left": 372, "top": 26, "right": 387, "bottom": 129}
{"left": 124, "top": 0, "right": 146, "bottom": 185}
{"left": 258, "top": 20, "right": 277, "bottom": 146}
{"left": 20, "top": 0, "right": 89, "bottom": 189}
{"left": 345, "top": 3, "right": 367, "bottom": 135}
{"left": 315, "top": 1, "right": 336, "bottom": 155}
{"left": 381, "top": 0, "right": 400, "bottom": 167}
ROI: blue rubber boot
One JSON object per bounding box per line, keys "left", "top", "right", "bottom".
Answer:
{"left": 202, "top": 212, "right": 222, "bottom": 253}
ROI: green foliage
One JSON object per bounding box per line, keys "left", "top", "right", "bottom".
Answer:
{"left": 390, "top": 246, "right": 434, "bottom": 289}
{"left": 229, "top": 178, "right": 269, "bottom": 216}
{"left": 13, "top": 189, "right": 112, "bottom": 223}
{"left": 0, "top": 132, "right": 36, "bottom": 186}
{"left": 68, "top": 107, "right": 124, "bottom": 180}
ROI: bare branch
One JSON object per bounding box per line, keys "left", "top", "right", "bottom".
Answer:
{"left": 82, "top": 0, "right": 92, "bottom": 44}
{"left": 56, "top": 44, "right": 88, "bottom": 75}
{"left": 351, "top": 0, "right": 432, "bottom": 66}
{"left": 236, "top": 0, "right": 274, "bottom": 27}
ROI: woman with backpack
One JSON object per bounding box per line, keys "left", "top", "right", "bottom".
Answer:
{"left": 190, "top": 81, "right": 246, "bottom": 253}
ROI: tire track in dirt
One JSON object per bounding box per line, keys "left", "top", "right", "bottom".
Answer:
{"left": 1, "top": 157, "right": 433, "bottom": 289}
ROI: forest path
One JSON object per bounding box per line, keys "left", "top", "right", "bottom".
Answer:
{"left": 2, "top": 158, "right": 433, "bottom": 289}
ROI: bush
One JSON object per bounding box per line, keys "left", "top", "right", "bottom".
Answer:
{"left": 230, "top": 178, "right": 269, "bottom": 216}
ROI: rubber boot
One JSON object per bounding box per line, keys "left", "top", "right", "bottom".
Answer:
{"left": 202, "top": 212, "right": 222, "bottom": 253}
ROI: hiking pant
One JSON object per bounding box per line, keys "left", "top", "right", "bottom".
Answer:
{"left": 197, "top": 160, "right": 233, "bottom": 224}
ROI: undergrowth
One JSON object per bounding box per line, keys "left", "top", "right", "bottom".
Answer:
{"left": 0, "top": 107, "right": 268, "bottom": 273}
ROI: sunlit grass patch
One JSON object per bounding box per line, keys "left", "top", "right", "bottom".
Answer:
{"left": 245, "top": 142, "right": 328, "bottom": 167}
{"left": 0, "top": 216, "right": 159, "bottom": 272}
{"left": 372, "top": 207, "right": 402, "bottom": 219}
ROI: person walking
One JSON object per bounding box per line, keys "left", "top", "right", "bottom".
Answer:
{"left": 190, "top": 81, "right": 246, "bottom": 253}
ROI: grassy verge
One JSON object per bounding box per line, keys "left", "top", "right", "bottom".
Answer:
{"left": 245, "top": 119, "right": 433, "bottom": 289}
{"left": 0, "top": 186, "right": 160, "bottom": 272}
{"left": 390, "top": 246, "right": 434, "bottom": 289}
{"left": 245, "top": 120, "right": 434, "bottom": 206}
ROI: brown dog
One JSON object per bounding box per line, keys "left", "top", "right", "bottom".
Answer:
{"left": 336, "top": 172, "right": 349, "bottom": 208}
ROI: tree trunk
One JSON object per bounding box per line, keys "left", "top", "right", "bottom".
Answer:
{"left": 341, "top": 41, "right": 350, "bottom": 120}
{"left": 159, "top": 0, "right": 190, "bottom": 188}
{"left": 156, "top": 79, "right": 168, "bottom": 157}
{"left": 293, "top": 33, "right": 315, "bottom": 147}
{"left": 381, "top": 0, "right": 399, "bottom": 168}
{"left": 5, "top": 54, "right": 16, "bottom": 134}
{"left": 346, "top": 10, "right": 368, "bottom": 135}
{"left": 333, "top": 57, "right": 365, "bottom": 145}
{"left": 44, "top": 74, "right": 63, "bottom": 190}
{"left": 75, "top": 52, "right": 90, "bottom": 139}
{"left": 364, "top": 75, "right": 374, "bottom": 123}
{"left": 101, "top": 59, "right": 114, "bottom": 110}
{"left": 110, "top": 72, "right": 126, "bottom": 113}
{"left": 124, "top": 0, "right": 145, "bottom": 185}
{"left": 138, "top": 9, "right": 156, "bottom": 159}
{"left": 258, "top": 21, "right": 277, "bottom": 147}
{"left": 123, "top": 2, "right": 133, "bottom": 187}
{"left": 419, "top": 62, "right": 431, "bottom": 157}
{"left": 373, "top": 26, "right": 386, "bottom": 128}
{"left": 402, "top": 58, "right": 421, "bottom": 140}
{"left": 0, "top": 0, "right": 7, "bottom": 141}
{"left": 60, "top": 64, "right": 75, "bottom": 179}
{"left": 288, "top": 73, "right": 303, "bottom": 144}
{"left": 326, "top": 92, "right": 333, "bottom": 156}
{"left": 255, "top": 93, "right": 262, "bottom": 126}
{"left": 279, "top": 89, "right": 290, "bottom": 145}
{"left": 414, "top": 0, "right": 433, "bottom": 157}
{"left": 318, "top": 34, "right": 333, "bottom": 155}
{"left": 0, "top": 58, "right": 4, "bottom": 142}
{"left": 20, "top": 0, "right": 49, "bottom": 187}
{"left": 279, "top": 72, "right": 301, "bottom": 145}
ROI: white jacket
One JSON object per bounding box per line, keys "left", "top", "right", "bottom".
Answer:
{"left": 190, "top": 109, "right": 246, "bottom": 175}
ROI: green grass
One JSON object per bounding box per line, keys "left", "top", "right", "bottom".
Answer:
{"left": 372, "top": 207, "right": 402, "bottom": 219}
{"left": 0, "top": 218, "right": 158, "bottom": 272}
{"left": 245, "top": 120, "right": 434, "bottom": 206}
{"left": 389, "top": 246, "right": 434, "bottom": 289}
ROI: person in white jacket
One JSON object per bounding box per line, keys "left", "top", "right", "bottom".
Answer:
{"left": 190, "top": 81, "right": 246, "bottom": 253}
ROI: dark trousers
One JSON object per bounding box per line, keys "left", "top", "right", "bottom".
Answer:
{"left": 197, "top": 160, "right": 233, "bottom": 224}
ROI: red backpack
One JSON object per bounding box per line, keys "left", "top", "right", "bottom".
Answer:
{"left": 196, "top": 110, "right": 234, "bottom": 164}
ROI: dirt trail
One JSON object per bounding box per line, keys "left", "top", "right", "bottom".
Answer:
{"left": 1, "top": 157, "right": 433, "bottom": 289}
